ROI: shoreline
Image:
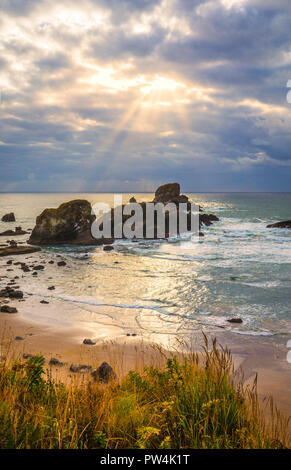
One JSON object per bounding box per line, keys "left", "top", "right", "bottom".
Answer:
{"left": 1, "top": 308, "right": 291, "bottom": 423}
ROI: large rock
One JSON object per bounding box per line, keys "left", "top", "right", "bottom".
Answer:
{"left": 153, "top": 182, "right": 181, "bottom": 203}
{"left": 91, "top": 362, "right": 117, "bottom": 383}
{"left": 267, "top": 220, "right": 291, "bottom": 229}
{"left": 2, "top": 213, "right": 15, "bottom": 222}
{"left": 29, "top": 199, "right": 113, "bottom": 246}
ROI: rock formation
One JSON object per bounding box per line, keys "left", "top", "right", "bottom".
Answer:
{"left": 29, "top": 199, "right": 113, "bottom": 246}
{"left": 0, "top": 227, "right": 28, "bottom": 236}
{"left": 91, "top": 362, "right": 117, "bottom": 383}
{"left": 1, "top": 213, "right": 15, "bottom": 222}
{"left": 267, "top": 220, "right": 291, "bottom": 229}
{"left": 28, "top": 183, "right": 219, "bottom": 245}
{"left": 153, "top": 182, "right": 181, "bottom": 203}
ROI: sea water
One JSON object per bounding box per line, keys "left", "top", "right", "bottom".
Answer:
{"left": 0, "top": 192, "right": 290, "bottom": 342}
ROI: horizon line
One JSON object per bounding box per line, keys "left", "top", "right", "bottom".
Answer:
{"left": 1, "top": 191, "right": 291, "bottom": 195}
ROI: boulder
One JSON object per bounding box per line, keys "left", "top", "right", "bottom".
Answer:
{"left": 57, "top": 261, "right": 66, "bottom": 266}
{"left": 21, "top": 266, "right": 30, "bottom": 272}
{"left": 0, "top": 305, "right": 18, "bottom": 313}
{"left": 8, "top": 290, "right": 23, "bottom": 299}
{"left": 2, "top": 213, "right": 15, "bottom": 222}
{"left": 267, "top": 220, "right": 291, "bottom": 229}
{"left": 29, "top": 199, "right": 112, "bottom": 246}
{"left": 91, "top": 362, "right": 117, "bottom": 383}
{"left": 227, "top": 318, "right": 243, "bottom": 324}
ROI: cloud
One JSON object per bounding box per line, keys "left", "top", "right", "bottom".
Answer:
{"left": 0, "top": 0, "right": 40, "bottom": 16}
{"left": 0, "top": 0, "right": 291, "bottom": 192}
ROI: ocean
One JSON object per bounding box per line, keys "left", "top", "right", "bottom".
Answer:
{"left": 0, "top": 192, "right": 290, "bottom": 345}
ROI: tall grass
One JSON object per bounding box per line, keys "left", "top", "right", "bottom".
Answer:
{"left": 0, "top": 335, "right": 289, "bottom": 449}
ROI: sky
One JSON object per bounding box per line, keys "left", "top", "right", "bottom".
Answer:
{"left": 0, "top": 0, "right": 291, "bottom": 193}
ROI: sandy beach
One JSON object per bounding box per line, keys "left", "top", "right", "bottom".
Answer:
{"left": 1, "top": 294, "right": 290, "bottom": 422}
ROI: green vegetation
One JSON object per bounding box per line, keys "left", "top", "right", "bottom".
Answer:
{"left": 0, "top": 337, "right": 289, "bottom": 449}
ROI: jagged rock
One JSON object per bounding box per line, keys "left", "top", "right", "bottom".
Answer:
{"left": 48, "top": 286, "right": 55, "bottom": 290}
{"left": 0, "top": 305, "right": 18, "bottom": 313}
{"left": 40, "top": 300, "right": 49, "bottom": 304}
{"left": 200, "top": 213, "right": 219, "bottom": 227}
{"left": 267, "top": 220, "right": 291, "bottom": 229}
{"left": 0, "top": 246, "right": 41, "bottom": 257}
{"left": 29, "top": 199, "right": 112, "bottom": 246}
{"left": 2, "top": 213, "right": 15, "bottom": 222}
{"left": 91, "top": 362, "right": 117, "bottom": 383}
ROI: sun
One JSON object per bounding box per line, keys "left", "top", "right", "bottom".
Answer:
{"left": 141, "top": 76, "right": 184, "bottom": 95}
{"left": 139, "top": 75, "right": 186, "bottom": 108}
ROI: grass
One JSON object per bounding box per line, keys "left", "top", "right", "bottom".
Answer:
{"left": 0, "top": 334, "right": 289, "bottom": 449}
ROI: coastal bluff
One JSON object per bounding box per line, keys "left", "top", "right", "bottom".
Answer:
{"left": 29, "top": 183, "right": 219, "bottom": 246}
